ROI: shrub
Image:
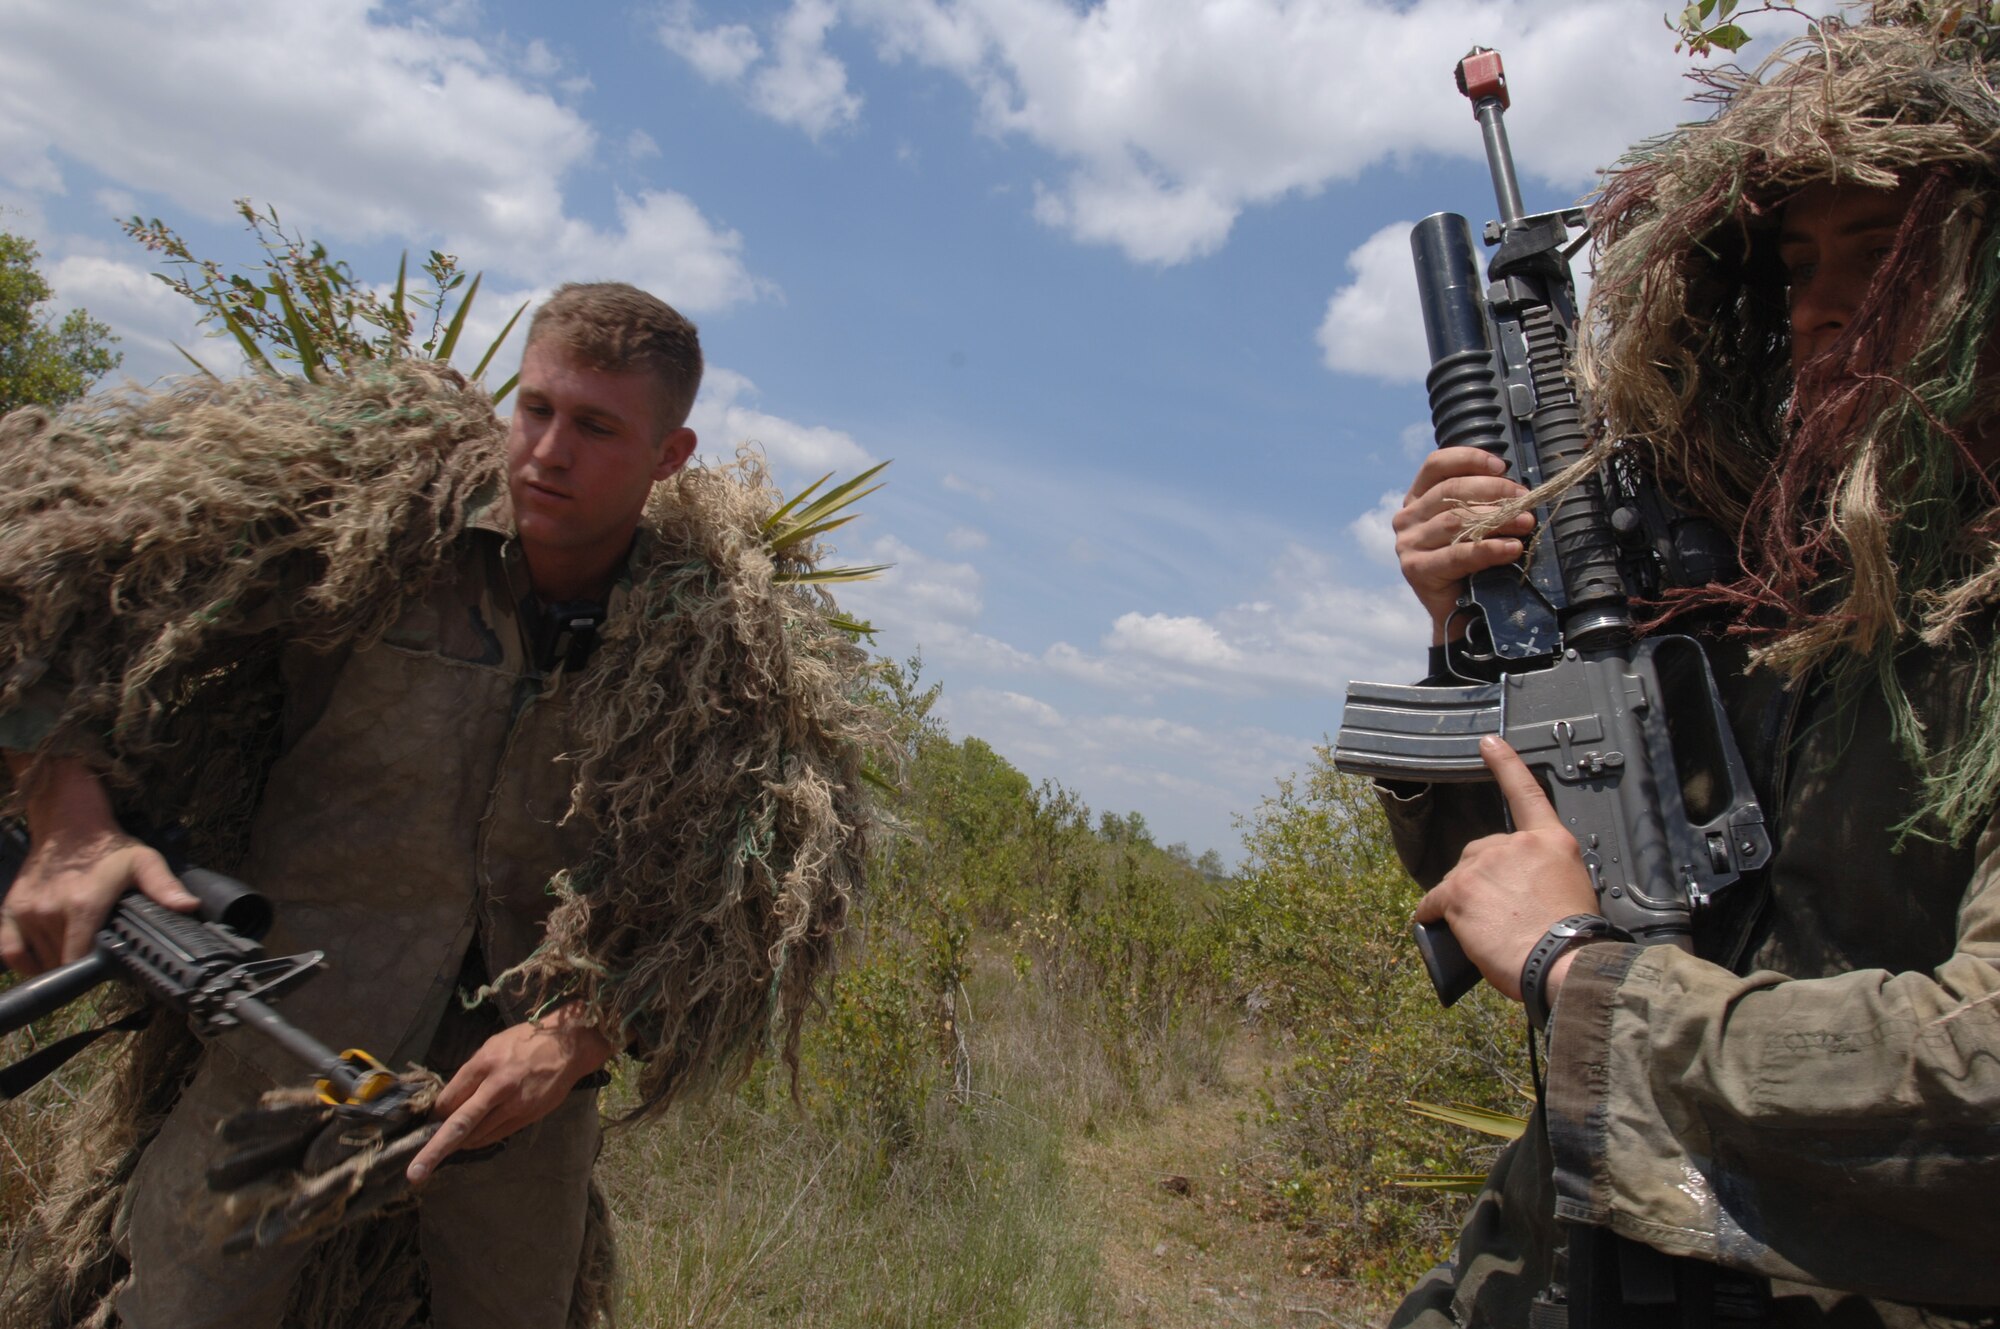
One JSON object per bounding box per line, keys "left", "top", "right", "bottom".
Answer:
{"left": 1224, "top": 748, "right": 1520, "bottom": 1286}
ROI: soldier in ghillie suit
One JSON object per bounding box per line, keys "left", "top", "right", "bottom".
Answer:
{"left": 1384, "top": 5, "right": 2000, "bottom": 1325}
{"left": 0, "top": 283, "right": 881, "bottom": 1326}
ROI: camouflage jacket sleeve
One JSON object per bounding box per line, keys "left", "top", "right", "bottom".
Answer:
{"left": 1543, "top": 808, "right": 2000, "bottom": 1306}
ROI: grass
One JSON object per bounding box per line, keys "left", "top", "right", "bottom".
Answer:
{"left": 589, "top": 945, "right": 1389, "bottom": 1328}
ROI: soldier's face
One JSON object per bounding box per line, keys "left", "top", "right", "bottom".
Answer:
{"left": 1779, "top": 179, "right": 1919, "bottom": 395}
{"left": 506, "top": 341, "right": 696, "bottom": 588}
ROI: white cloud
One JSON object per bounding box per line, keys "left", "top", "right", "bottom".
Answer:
{"left": 531, "top": 190, "right": 767, "bottom": 314}
{"left": 943, "top": 683, "right": 1319, "bottom": 852}
{"left": 1104, "top": 613, "right": 1242, "bottom": 669}
{"left": 1347, "top": 490, "right": 1402, "bottom": 568}
{"left": 752, "top": 0, "right": 863, "bottom": 138}
{"left": 1318, "top": 219, "right": 1427, "bottom": 382}
{"left": 0, "top": 0, "right": 765, "bottom": 312}
{"left": 47, "top": 253, "right": 236, "bottom": 384}
{"left": 764, "top": 0, "right": 1792, "bottom": 266}
{"left": 941, "top": 472, "right": 993, "bottom": 500}
{"left": 624, "top": 128, "right": 662, "bottom": 162}
{"left": 945, "top": 524, "right": 989, "bottom": 551}
{"left": 660, "top": 0, "right": 862, "bottom": 140}
{"left": 688, "top": 367, "right": 874, "bottom": 474}
{"left": 93, "top": 188, "right": 140, "bottom": 222}
{"left": 1042, "top": 540, "right": 1428, "bottom": 698}
{"left": 837, "top": 534, "right": 1038, "bottom": 670}
{"left": 660, "top": 6, "right": 765, "bottom": 83}
{"left": 1399, "top": 420, "right": 1433, "bottom": 461}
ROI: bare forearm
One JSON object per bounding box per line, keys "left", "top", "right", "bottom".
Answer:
{"left": 0, "top": 752, "right": 193, "bottom": 973}
{"left": 9, "top": 751, "right": 120, "bottom": 844}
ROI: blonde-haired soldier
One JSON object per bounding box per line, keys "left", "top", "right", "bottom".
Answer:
{"left": 0, "top": 283, "right": 873, "bottom": 1326}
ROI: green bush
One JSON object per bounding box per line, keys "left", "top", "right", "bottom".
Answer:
{"left": 1225, "top": 747, "right": 1520, "bottom": 1286}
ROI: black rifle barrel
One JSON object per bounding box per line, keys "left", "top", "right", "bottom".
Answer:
{"left": 0, "top": 952, "right": 118, "bottom": 1037}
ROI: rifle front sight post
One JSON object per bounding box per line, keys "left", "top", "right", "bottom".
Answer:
{"left": 1456, "top": 47, "right": 1526, "bottom": 228}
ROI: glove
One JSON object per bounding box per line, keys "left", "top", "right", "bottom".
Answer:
{"left": 207, "top": 1067, "right": 449, "bottom": 1253}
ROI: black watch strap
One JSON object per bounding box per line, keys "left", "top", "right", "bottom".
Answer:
{"left": 1521, "top": 913, "right": 1631, "bottom": 1033}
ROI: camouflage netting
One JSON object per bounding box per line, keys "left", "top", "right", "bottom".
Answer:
{"left": 1561, "top": 1, "right": 2000, "bottom": 841}
{"left": 0, "top": 361, "right": 883, "bottom": 1324}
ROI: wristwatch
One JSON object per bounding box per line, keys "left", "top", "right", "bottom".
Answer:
{"left": 1520, "top": 913, "right": 1631, "bottom": 1033}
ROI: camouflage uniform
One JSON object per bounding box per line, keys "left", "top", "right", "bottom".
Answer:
{"left": 11, "top": 499, "right": 615, "bottom": 1329}
{"left": 1381, "top": 631, "right": 2000, "bottom": 1327}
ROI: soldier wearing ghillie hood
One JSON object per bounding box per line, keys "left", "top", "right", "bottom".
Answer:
{"left": 0, "top": 284, "right": 879, "bottom": 1326}
{"left": 1384, "top": 4, "right": 2000, "bottom": 1325}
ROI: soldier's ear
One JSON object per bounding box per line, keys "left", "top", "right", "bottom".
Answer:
{"left": 653, "top": 428, "right": 697, "bottom": 480}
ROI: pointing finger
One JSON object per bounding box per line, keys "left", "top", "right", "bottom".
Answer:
{"left": 409, "top": 1093, "right": 490, "bottom": 1184}
{"left": 1481, "top": 735, "right": 1562, "bottom": 832}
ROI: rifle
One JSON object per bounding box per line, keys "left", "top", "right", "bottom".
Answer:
{"left": 1333, "top": 47, "right": 1782, "bottom": 1329}
{"left": 0, "top": 819, "right": 397, "bottom": 1111}
{"left": 1331, "top": 48, "right": 1773, "bottom": 1004}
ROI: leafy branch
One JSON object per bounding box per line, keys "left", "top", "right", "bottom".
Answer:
{"left": 122, "top": 199, "right": 524, "bottom": 398}
{"left": 1669, "top": 0, "right": 1801, "bottom": 56}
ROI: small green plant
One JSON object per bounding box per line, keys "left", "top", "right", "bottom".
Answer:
{"left": 1670, "top": 0, "right": 1801, "bottom": 56}
{"left": 1394, "top": 1100, "right": 1530, "bottom": 1194}
{"left": 123, "top": 200, "right": 524, "bottom": 395}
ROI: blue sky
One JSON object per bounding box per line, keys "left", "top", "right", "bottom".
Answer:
{"left": 0, "top": 0, "right": 1813, "bottom": 862}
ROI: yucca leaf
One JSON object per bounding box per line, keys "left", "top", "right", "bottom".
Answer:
{"left": 270, "top": 279, "right": 324, "bottom": 382}
{"left": 767, "top": 511, "right": 867, "bottom": 553}
{"left": 761, "top": 471, "right": 833, "bottom": 532}
{"left": 171, "top": 343, "right": 222, "bottom": 381}
{"left": 1404, "top": 1101, "right": 1528, "bottom": 1140}
{"left": 821, "top": 612, "right": 877, "bottom": 636}
{"left": 469, "top": 300, "right": 528, "bottom": 385}
{"left": 1390, "top": 1174, "right": 1491, "bottom": 1193}
{"left": 782, "top": 563, "right": 891, "bottom": 585}
{"left": 219, "top": 307, "right": 278, "bottom": 376}
{"left": 489, "top": 371, "right": 519, "bottom": 403}
{"left": 435, "top": 270, "right": 483, "bottom": 363}
{"left": 763, "top": 461, "right": 889, "bottom": 533}
{"left": 764, "top": 473, "right": 888, "bottom": 553}
{"left": 389, "top": 252, "right": 409, "bottom": 352}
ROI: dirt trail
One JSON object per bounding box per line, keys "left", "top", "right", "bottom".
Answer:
{"left": 1064, "top": 1034, "right": 1389, "bottom": 1329}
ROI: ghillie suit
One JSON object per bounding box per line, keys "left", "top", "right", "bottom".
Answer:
{"left": 0, "top": 364, "right": 882, "bottom": 1326}
{"left": 1388, "top": 6, "right": 2000, "bottom": 1327}
{"left": 1575, "top": 0, "right": 2000, "bottom": 841}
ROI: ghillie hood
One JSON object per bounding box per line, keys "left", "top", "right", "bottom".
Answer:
{"left": 0, "top": 361, "right": 881, "bottom": 1109}
{"left": 1573, "top": 0, "right": 2000, "bottom": 840}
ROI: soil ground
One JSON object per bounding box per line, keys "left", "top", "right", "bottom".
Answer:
{"left": 1065, "top": 1034, "right": 1393, "bottom": 1329}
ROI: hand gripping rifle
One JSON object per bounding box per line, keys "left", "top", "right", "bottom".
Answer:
{"left": 1332, "top": 49, "right": 1773, "bottom": 1006}
{"left": 0, "top": 819, "right": 398, "bottom": 1113}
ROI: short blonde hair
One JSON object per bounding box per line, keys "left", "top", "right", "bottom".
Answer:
{"left": 525, "top": 282, "right": 704, "bottom": 431}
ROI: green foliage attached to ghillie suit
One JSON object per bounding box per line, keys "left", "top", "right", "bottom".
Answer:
{"left": 0, "top": 363, "right": 883, "bottom": 1326}
{"left": 1570, "top": 0, "right": 2000, "bottom": 842}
